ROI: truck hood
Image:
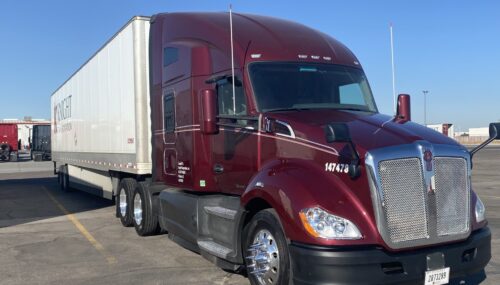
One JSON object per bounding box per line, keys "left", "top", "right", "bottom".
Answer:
{"left": 265, "top": 110, "right": 460, "bottom": 156}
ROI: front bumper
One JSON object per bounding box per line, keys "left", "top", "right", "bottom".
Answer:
{"left": 290, "top": 227, "right": 491, "bottom": 285}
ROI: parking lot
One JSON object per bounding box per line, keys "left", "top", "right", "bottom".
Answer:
{"left": 0, "top": 148, "right": 499, "bottom": 285}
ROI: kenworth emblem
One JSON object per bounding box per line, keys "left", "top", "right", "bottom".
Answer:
{"left": 423, "top": 149, "right": 433, "bottom": 171}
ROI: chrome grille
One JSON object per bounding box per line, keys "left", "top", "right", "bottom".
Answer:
{"left": 378, "top": 158, "right": 428, "bottom": 243}
{"left": 434, "top": 157, "right": 470, "bottom": 236}
{"left": 367, "top": 143, "right": 472, "bottom": 250}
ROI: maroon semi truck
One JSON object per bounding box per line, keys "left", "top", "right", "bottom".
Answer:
{"left": 52, "top": 13, "right": 498, "bottom": 285}
{"left": 0, "top": 124, "right": 19, "bottom": 161}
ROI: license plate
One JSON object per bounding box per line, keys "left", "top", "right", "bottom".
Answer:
{"left": 424, "top": 267, "right": 450, "bottom": 285}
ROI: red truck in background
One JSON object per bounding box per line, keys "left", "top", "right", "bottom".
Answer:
{"left": 52, "top": 13, "right": 499, "bottom": 285}
{"left": 0, "top": 124, "right": 18, "bottom": 161}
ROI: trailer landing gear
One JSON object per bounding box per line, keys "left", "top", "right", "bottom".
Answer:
{"left": 58, "top": 165, "right": 71, "bottom": 192}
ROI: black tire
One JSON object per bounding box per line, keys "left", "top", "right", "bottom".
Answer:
{"left": 0, "top": 144, "right": 9, "bottom": 161}
{"left": 116, "top": 178, "right": 137, "bottom": 227}
{"left": 34, "top": 154, "right": 42, "bottom": 162}
{"left": 243, "top": 209, "right": 291, "bottom": 285}
{"left": 132, "top": 182, "right": 160, "bottom": 236}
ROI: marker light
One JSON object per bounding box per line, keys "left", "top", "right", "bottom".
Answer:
{"left": 299, "top": 207, "right": 362, "bottom": 240}
{"left": 475, "top": 196, "right": 486, "bottom": 223}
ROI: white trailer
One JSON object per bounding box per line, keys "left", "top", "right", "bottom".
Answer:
{"left": 51, "top": 17, "right": 151, "bottom": 199}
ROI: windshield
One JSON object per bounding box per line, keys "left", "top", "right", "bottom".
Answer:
{"left": 249, "top": 62, "right": 378, "bottom": 113}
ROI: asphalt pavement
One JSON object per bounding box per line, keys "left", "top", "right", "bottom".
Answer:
{"left": 0, "top": 147, "right": 499, "bottom": 284}
{"left": 0, "top": 156, "right": 249, "bottom": 285}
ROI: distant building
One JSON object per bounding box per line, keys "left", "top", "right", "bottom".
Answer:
{"left": 468, "top": 127, "right": 489, "bottom": 138}
{"left": 426, "top": 123, "right": 454, "bottom": 139}
{"left": 0, "top": 118, "right": 50, "bottom": 150}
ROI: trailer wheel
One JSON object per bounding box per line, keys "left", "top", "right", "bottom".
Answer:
{"left": 243, "top": 209, "right": 290, "bottom": 285}
{"left": 116, "top": 178, "right": 136, "bottom": 227}
{"left": 132, "top": 182, "right": 160, "bottom": 236}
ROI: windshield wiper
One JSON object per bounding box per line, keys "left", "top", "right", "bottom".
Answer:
{"left": 265, "top": 107, "right": 310, "bottom": 113}
{"left": 337, "top": 108, "right": 374, "bottom": 113}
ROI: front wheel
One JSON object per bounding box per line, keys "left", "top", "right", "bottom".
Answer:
{"left": 243, "top": 209, "right": 291, "bottom": 285}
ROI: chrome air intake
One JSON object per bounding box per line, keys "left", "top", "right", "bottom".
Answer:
{"left": 366, "top": 141, "right": 471, "bottom": 249}
{"left": 378, "top": 158, "right": 429, "bottom": 243}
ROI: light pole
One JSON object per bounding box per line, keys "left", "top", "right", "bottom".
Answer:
{"left": 422, "top": 90, "right": 429, "bottom": 126}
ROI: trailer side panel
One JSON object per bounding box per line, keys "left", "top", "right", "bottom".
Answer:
{"left": 51, "top": 17, "right": 151, "bottom": 175}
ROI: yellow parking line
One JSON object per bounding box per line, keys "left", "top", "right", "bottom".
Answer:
{"left": 43, "top": 186, "right": 117, "bottom": 265}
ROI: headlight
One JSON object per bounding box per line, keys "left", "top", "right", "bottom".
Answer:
{"left": 475, "top": 196, "right": 486, "bottom": 223}
{"left": 299, "top": 207, "right": 362, "bottom": 240}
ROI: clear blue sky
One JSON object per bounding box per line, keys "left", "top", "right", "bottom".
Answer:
{"left": 1, "top": 0, "right": 499, "bottom": 131}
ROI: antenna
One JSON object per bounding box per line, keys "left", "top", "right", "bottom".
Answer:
{"left": 229, "top": 4, "right": 236, "bottom": 114}
{"left": 390, "top": 23, "right": 396, "bottom": 115}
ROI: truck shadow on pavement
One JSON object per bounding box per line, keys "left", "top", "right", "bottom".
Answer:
{"left": 0, "top": 176, "right": 113, "bottom": 228}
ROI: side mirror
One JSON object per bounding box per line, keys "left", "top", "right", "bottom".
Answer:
{"left": 470, "top": 122, "right": 500, "bottom": 158}
{"left": 325, "top": 123, "right": 351, "bottom": 143}
{"left": 200, "top": 89, "right": 218, "bottom": 134}
{"left": 395, "top": 94, "right": 411, "bottom": 123}
{"left": 324, "top": 123, "right": 360, "bottom": 179}
{"left": 489, "top": 123, "right": 500, "bottom": 139}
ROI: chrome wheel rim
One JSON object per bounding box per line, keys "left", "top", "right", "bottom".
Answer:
{"left": 119, "top": 188, "right": 127, "bottom": 217}
{"left": 133, "top": 193, "right": 142, "bottom": 226}
{"left": 246, "top": 229, "right": 280, "bottom": 285}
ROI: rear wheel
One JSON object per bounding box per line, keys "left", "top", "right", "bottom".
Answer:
{"left": 116, "top": 178, "right": 136, "bottom": 227}
{"left": 10, "top": 152, "right": 17, "bottom": 162}
{"left": 132, "top": 182, "right": 160, "bottom": 236}
{"left": 243, "top": 209, "right": 290, "bottom": 285}
{"left": 0, "top": 144, "right": 10, "bottom": 161}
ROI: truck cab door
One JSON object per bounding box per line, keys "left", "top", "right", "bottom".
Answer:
{"left": 162, "top": 90, "right": 178, "bottom": 182}
{"left": 212, "top": 77, "right": 258, "bottom": 195}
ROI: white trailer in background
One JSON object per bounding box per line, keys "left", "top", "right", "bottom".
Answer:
{"left": 426, "top": 123, "right": 454, "bottom": 139}
{"left": 51, "top": 17, "right": 151, "bottom": 199}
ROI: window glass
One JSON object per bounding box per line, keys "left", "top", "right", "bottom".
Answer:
{"left": 217, "top": 78, "right": 247, "bottom": 116}
{"left": 163, "top": 47, "right": 178, "bottom": 67}
{"left": 339, "top": 83, "right": 366, "bottom": 105}
{"left": 163, "top": 94, "right": 175, "bottom": 132}
{"left": 248, "top": 63, "right": 377, "bottom": 113}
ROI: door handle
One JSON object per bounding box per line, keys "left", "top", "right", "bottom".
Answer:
{"left": 213, "top": 164, "right": 224, "bottom": 174}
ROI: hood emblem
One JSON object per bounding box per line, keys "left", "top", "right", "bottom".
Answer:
{"left": 423, "top": 149, "right": 433, "bottom": 171}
